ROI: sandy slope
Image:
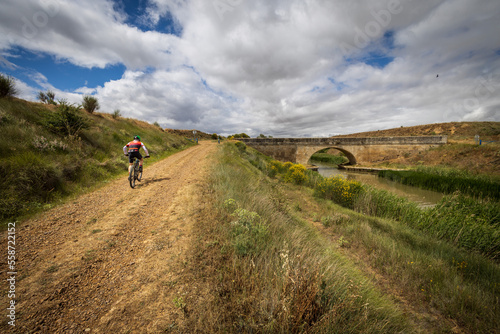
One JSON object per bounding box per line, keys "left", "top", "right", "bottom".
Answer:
{"left": 1, "top": 141, "right": 216, "bottom": 333}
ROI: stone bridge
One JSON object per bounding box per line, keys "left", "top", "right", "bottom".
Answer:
{"left": 239, "top": 136, "right": 448, "bottom": 166}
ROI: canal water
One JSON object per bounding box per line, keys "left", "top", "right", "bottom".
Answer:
{"left": 313, "top": 163, "right": 444, "bottom": 208}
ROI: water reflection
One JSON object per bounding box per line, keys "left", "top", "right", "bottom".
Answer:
{"left": 314, "top": 163, "right": 444, "bottom": 208}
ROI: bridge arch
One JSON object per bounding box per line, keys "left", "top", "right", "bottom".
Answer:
{"left": 296, "top": 145, "right": 359, "bottom": 166}
{"left": 305, "top": 146, "right": 357, "bottom": 166}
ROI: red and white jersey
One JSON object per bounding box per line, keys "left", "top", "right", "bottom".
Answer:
{"left": 123, "top": 140, "right": 149, "bottom": 155}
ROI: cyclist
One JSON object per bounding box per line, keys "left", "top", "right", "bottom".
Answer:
{"left": 123, "top": 135, "right": 150, "bottom": 179}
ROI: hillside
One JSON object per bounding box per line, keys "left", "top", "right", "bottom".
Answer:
{"left": 335, "top": 121, "right": 500, "bottom": 142}
{"left": 0, "top": 97, "right": 194, "bottom": 224}
{"left": 335, "top": 122, "right": 500, "bottom": 175}
{"left": 164, "top": 128, "right": 215, "bottom": 140}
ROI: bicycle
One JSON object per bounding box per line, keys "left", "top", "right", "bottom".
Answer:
{"left": 128, "top": 156, "right": 149, "bottom": 188}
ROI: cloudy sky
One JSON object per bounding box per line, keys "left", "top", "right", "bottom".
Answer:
{"left": 1, "top": 0, "right": 499, "bottom": 137}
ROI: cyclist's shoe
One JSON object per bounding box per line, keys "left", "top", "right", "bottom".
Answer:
{"left": 139, "top": 166, "right": 143, "bottom": 172}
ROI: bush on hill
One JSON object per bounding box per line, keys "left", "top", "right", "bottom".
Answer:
{"left": 0, "top": 73, "right": 17, "bottom": 98}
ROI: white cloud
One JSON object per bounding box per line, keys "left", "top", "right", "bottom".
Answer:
{"left": 1, "top": 0, "right": 499, "bottom": 137}
{"left": 0, "top": 0, "right": 180, "bottom": 69}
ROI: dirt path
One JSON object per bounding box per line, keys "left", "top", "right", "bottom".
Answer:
{"left": 1, "top": 141, "right": 217, "bottom": 333}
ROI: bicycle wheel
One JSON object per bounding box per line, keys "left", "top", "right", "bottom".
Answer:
{"left": 137, "top": 164, "right": 143, "bottom": 181}
{"left": 129, "top": 160, "right": 137, "bottom": 188}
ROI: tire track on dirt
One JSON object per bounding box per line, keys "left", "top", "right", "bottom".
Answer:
{"left": 1, "top": 141, "right": 216, "bottom": 333}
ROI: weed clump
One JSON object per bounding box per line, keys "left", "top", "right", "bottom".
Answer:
{"left": 230, "top": 206, "right": 269, "bottom": 256}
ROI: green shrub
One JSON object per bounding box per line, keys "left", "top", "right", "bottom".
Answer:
{"left": 314, "top": 175, "right": 364, "bottom": 209}
{"left": 267, "top": 160, "right": 285, "bottom": 177}
{"left": 232, "top": 133, "right": 250, "bottom": 139}
{"left": 0, "top": 74, "right": 17, "bottom": 98}
{"left": 230, "top": 208, "right": 269, "bottom": 256}
{"left": 283, "top": 163, "right": 307, "bottom": 184}
{"left": 82, "top": 95, "right": 100, "bottom": 113}
{"left": 112, "top": 109, "right": 121, "bottom": 119}
{"left": 45, "top": 103, "right": 89, "bottom": 137}
{"left": 234, "top": 141, "right": 247, "bottom": 151}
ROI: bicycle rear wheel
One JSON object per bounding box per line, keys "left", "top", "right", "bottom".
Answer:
{"left": 137, "top": 165, "right": 143, "bottom": 181}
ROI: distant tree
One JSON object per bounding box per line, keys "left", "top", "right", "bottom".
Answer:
{"left": 0, "top": 74, "right": 18, "bottom": 98}
{"left": 82, "top": 95, "right": 100, "bottom": 113}
{"left": 153, "top": 121, "right": 161, "bottom": 128}
{"left": 232, "top": 133, "right": 250, "bottom": 139}
{"left": 112, "top": 109, "right": 121, "bottom": 119}
{"left": 211, "top": 133, "right": 218, "bottom": 140}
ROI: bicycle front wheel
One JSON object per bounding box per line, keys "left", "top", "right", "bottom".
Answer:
{"left": 129, "top": 168, "right": 136, "bottom": 188}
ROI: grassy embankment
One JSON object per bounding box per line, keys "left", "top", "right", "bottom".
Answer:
{"left": 0, "top": 97, "right": 194, "bottom": 226}
{"left": 187, "top": 142, "right": 499, "bottom": 333}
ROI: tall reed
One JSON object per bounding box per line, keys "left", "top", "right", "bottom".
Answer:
{"left": 378, "top": 166, "right": 500, "bottom": 200}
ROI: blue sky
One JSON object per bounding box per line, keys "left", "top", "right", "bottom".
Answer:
{"left": 1, "top": 0, "right": 499, "bottom": 137}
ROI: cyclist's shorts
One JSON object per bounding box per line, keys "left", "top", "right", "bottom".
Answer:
{"left": 128, "top": 151, "right": 143, "bottom": 163}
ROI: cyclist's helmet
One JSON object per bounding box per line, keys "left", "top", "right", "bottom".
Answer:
{"left": 134, "top": 135, "right": 141, "bottom": 141}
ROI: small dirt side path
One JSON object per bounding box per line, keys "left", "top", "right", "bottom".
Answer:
{"left": 1, "top": 141, "right": 217, "bottom": 333}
